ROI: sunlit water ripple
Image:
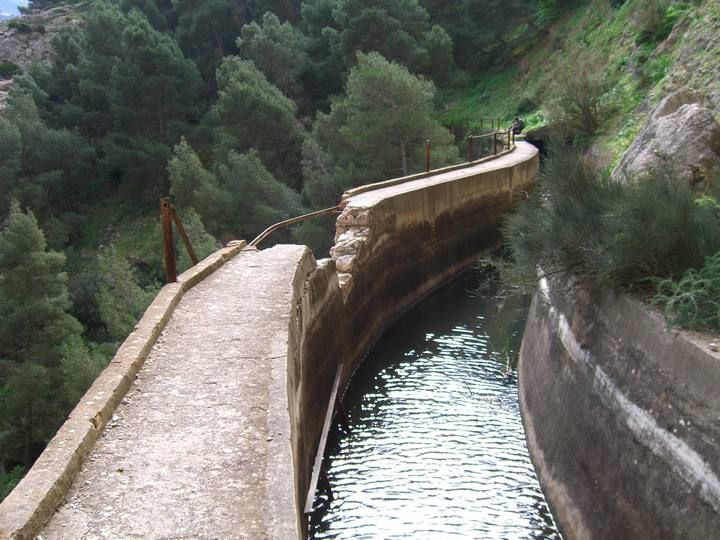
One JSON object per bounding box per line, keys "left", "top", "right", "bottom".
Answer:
{"left": 310, "top": 273, "right": 562, "bottom": 539}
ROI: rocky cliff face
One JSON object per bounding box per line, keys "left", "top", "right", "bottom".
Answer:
{"left": 0, "top": 4, "right": 81, "bottom": 71}
{"left": 0, "top": 4, "right": 82, "bottom": 109}
{"left": 613, "top": 91, "right": 720, "bottom": 191}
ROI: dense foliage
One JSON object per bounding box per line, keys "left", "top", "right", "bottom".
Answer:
{"left": 504, "top": 144, "right": 720, "bottom": 329}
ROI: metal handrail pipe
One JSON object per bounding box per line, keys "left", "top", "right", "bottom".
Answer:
{"left": 249, "top": 205, "right": 342, "bottom": 248}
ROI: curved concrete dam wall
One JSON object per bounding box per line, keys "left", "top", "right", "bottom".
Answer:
{"left": 519, "top": 274, "right": 720, "bottom": 539}
{"left": 288, "top": 142, "right": 538, "bottom": 532}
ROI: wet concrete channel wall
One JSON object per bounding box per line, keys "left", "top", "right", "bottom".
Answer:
{"left": 0, "top": 143, "right": 538, "bottom": 539}
{"left": 519, "top": 274, "right": 720, "bottom": 539}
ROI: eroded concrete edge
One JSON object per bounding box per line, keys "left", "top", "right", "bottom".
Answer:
{"left": 0, "top": 242, "right": 246, "bottom": 540}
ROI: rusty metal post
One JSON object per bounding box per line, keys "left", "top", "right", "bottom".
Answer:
{"left": 161, "top": 197, "right": 177, "bottom": 283}
{"left": 171, "top": 206, "right": 199, "bottom": 265}
{"left": 467, "top": 136, "right": 474, "bottom": 162}
{"left": 425, "top": 139, "right": 431, "bottom": 172}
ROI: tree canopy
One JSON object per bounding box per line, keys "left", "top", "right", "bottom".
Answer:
{"left": 312, "top": 51, "right": 458, "bottom": 186}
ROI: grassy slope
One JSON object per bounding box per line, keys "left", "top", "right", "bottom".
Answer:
{"left": 441, "top": 0, "right": 720, "bottom": 167}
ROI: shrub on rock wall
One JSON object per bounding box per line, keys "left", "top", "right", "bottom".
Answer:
{"left": 655, "top": 250, "right": 720, "bottom": 332}
{"left": 504, "top": 143, "right": 720, "bottom": 299}
{"left": 0, "top": 62, "right": 20, "bottom": 79}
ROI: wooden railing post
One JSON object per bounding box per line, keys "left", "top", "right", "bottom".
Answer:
{"left": 493, "top": 132, "right": 498, "bottom": 155}
{"left": 467, "top": 136, "right": 474, "bottom": 162}
{"left": 425, "top": 139, "right": 431, "bottom": 172}
{"left": 161, "top": 197, "right": 177, "bottom": 283}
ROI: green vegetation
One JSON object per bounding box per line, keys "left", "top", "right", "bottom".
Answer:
{"left": 0, "top": 203, "right": 101, "bottom": 474}
{"left": 311, "top": 52, "right": 458, "bottom": 188}
{"left": 7, "top": 21, "right": 31, "bottom": 32}
{"left": 656, "top": 251, "right": 720, "bottom": 332}
{"left": 503, "top": 144, "right": 720, "bottom": 331}
{"left": 0, "top": 62, "right": 20, "bottom": 79}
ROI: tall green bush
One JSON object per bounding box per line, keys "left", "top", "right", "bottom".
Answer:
{"left": 504, "top": 143, "right": 720, "bottom": 295}
{"left": 655, "top": 251, "right": 720, "bottom": 332}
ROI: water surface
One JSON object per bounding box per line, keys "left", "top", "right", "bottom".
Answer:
{"left": 310, "top": 272, "right": 561, "bottom": 539}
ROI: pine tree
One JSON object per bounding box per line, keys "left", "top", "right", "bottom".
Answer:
{"left": 174, "top": 0, "right": 252, "bottom": 82}
{"left": 41, "top": 1, "right": 201, "bottom": 199}
{"left": 168, "top": 139, "right": 302, "bottom": 241}
{"left": 0, "top": 91, "right": 95, "bottom": 231}
{"left": 325, "top": 0, "right": 454, "bottom": 76}
{"left": 311, "top": 52, "right": 458, "bottom": 185}
{"left": 237, "top": 12, "right": 309, "bottom": 96}
{"left": 209, "top": 57, "right": 306, "bottom": 188}
{"left": 0, "top": 203, "right": 87, "bottom": 467}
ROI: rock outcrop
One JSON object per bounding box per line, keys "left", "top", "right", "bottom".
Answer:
{"left": 612, "top": 91, "right": 720, "bottom": 191}
{"left": 0, "top": 3, "right": 82, "bottom": 71}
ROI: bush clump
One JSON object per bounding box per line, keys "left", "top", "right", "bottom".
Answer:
{"left": 655, "top": 251, "right": 720, "bottom": 332}
{"left": 7, "top": 20, "right": 33, "bottom": 33}
{"left": 504, "top": 143, "right": 720, "bottom": 299}
{"left": 0, "top": 62, "right": 21, "bottom": 79}
{"left": 634, "top": 1, "right": 691, "bottom": 45}
{"left": 545, "top": 58, "right": 614, "bottom": 135}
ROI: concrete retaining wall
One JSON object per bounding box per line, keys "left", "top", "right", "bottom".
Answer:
{"left": 288, "top": 143, "right": 539, "bottom": 533}
{"left": 519, "top": 274, "right": 720, "bottom": 539}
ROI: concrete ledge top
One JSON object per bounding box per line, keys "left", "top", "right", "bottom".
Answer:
{"left": 345, "top": 142, "right": 538, "bottom": 208}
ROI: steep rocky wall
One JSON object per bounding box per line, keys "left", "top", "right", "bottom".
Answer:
{"left": 519, "top": 274, "right": 720, "bottom": 539}
{"left": 288, "top": 143, "right": 539, "bottom": 535}
{"left": 0, "top": 4, "right": 82, "bottom": 69}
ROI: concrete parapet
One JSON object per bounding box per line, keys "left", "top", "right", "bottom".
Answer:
{"left": 519, "top": 274, "right": 720, "bottom": 539}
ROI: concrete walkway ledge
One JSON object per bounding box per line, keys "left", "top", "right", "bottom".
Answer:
{"left": 0, "top": 241, "right": 246, "bottom": 540}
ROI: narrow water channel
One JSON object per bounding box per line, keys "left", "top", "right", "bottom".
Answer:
{"left": 309, "top": 271, "right": 561, "bottom": 539}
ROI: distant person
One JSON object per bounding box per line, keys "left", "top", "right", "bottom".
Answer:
{"left": 511, "top": 116, "right": 525, "bottom": 135}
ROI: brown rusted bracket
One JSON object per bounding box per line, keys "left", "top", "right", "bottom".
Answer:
{"left": 161, "top": 197, "right": 177, "bottom": 284}
{"left": 161, "top": 197, "right": 199, "bottom": 283}
{"left": 171, "top": 206, "right": 199, "bottom": 266}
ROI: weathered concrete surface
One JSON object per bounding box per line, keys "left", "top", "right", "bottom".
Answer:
{"left": 39, "top": 246, "right": 303, "bottom": 540}
{"left": 519, "top": 274, "right": 720, "bottom": 539}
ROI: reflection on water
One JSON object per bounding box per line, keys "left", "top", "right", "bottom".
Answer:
{"left": 310, "top": 271, "right": 562, "bottom": 539}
